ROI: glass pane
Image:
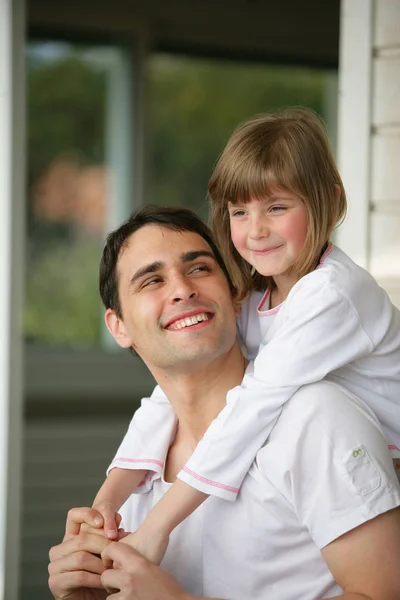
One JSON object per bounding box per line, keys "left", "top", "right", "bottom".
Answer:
{"left": 146, "top": 54, "right": 333, "bottom": 220}
{"left": 25, "top": 42, "right": 116, "bottom": 348}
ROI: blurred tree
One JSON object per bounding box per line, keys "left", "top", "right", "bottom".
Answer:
{"left": 24, "top": 238, "right": 101, "bottom": 346}
{"left": 26, "top": 46, "right": 107, "bottom": 346}
{"left": 28, "top": 51, "right": 106, "bottom": 184}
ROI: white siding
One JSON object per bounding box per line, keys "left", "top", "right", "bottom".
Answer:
{"left": 19, "top": 410, "right": 135, "bottom": 600}
{"left": 338, "top": 0, "right": 400, "bottom": 307}
{"left": 372, "top": 0, "right": 400, "bottom": 304}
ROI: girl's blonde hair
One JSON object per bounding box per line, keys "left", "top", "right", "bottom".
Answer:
{"left": 208, "top": 108, "right": 347, "bottom": 302}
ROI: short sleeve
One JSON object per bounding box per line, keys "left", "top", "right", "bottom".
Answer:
{"left": 107, "top": 385, "right": 176, "bottom": 479}
{"left": 273, "top": 383, "right": 400, "bottom": 549}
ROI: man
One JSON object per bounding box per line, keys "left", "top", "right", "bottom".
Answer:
{"left": 49, "top": 205, "right": 400, "bottom": 600}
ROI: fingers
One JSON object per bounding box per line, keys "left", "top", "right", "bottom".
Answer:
{"left": 81, "top": 524, "right": 109, "bottom": 537}
{"left": 48, "top": 548, "right": 106, "bottom": 577}
{"left": 101, "top": 567, "right": 132, "bottom": 596}
{"left": 64, "top": 507, "right": 104, "bottom": 540}
{"left": 116, "top": 529, "right": 129, "bottom": 541}
{"left": 93, "top": 503, "right": 122, "bottom": 540}
{"left": 48, "top": 532, "right": 111, "bottom": 599}
{"left": 101, "top": 504, "right": 119, "bottom": 540}
{"left": 100, "top": 543, "right": 189, "bottom": 600}
{"left": 102, "top": 541, "right": 147, "bottom": 573}
{"left": 101, "top": 543, "right": 137, "bottom": 595}
{"left": 48, "top": 570, "right": 105, "bottom": 598}
{"left": 50, "top": 530, "right": 111, "bottom": 563}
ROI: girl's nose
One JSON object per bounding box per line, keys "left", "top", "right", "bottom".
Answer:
{"left": 249, "top": 217, "right": 269, "bottom": 240}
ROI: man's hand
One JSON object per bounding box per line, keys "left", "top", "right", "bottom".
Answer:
{"left": 101, "top": 542, "right": 193, "bottom": 600}
{"left": 48, "top": 529, "right": 111, "bottom": 600}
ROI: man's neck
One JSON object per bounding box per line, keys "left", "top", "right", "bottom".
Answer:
{"left": 155, "top": 342, "right": 247, "bottom": 483}
{"left": 152, "top": 342, "right": 246, "bottom": 449}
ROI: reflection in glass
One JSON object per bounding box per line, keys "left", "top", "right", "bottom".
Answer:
{"left": 26, "top": 43, "right": 109, "bottom": 347}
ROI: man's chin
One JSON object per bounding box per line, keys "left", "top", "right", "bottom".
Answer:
{"left": 157, "top": 346, "right": 222, "bottom": 371}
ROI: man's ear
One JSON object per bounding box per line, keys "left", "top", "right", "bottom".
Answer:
{"left": 234, "top": 300, "right": 242, "bottom": 318}
{"left": 104, "top": 308, "right": 133, "bottom": 348}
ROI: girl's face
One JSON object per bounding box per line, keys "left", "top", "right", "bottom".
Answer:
{"left": 228, "top": 187, "right": 309, "bottom": 279}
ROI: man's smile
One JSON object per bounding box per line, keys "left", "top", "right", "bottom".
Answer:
{"left": 164, "top": 311, "right": 214, "bottom": 331}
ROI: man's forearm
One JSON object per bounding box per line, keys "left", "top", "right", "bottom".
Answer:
{"left": 322, "top": 594, "right": 371, "bottom": 600}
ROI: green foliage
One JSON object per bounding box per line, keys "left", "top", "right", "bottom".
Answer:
{"left": 25, "top": 237, "right": 102, "bottom": 347}
{"left": 26, "top": 46, "right": 107, "bottom": 347}
{"left": 28, "top": 50, "right": 106, "bottom": 182}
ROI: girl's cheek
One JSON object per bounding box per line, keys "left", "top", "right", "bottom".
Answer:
{"left": 230, "top": 225, "right": 244, "bottom": 252}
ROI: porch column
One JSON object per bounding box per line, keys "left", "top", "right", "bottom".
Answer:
{"left": 0, "top": 0, "right": 26, "bottom": 597}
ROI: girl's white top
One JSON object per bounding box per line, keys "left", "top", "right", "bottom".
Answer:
{"left": 109, "top": 244, "right": 400, "bottom": 500}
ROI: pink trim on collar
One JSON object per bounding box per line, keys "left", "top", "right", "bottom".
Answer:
{"left": 317, "top": 242, "right": 334, "bottom": 268}
{"left": 257, "top": 289, "right": 283, "bottom": 315}
{"left": 256, "top": 243, "right": 334, "bottom": 315}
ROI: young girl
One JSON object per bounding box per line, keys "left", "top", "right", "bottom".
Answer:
{"left": 93, "top": 108, "right": 400, "bottom": 562}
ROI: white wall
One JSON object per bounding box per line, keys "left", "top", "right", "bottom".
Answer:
{"left": 337, "top": 0, "right": 400, "bottom": 308}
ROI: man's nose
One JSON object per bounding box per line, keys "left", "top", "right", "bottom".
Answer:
{"left": 249, "top": 217, "right": 269, "bottom": 240}
{"left": 169, "top": 275, "right": 198, "bottom": 303}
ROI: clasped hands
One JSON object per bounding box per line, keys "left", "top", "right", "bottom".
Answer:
{"left": 48, "top": 506, "right": 187, "bottom": 600}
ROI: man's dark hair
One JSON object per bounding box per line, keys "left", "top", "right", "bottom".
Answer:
{"left": 99, "top": 204, "right": 235, "bottom": 318}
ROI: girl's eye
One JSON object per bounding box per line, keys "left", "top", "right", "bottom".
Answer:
{"left": 230, "top": 210, "right": 246, "bottom": 218}
{"left": 270, "top": 206, "right": 286, "bottom": 213}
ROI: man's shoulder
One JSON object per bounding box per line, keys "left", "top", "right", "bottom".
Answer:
{"left": 256, "top": 381, "right": 384, "bottom": 472}
{"left": 277, "top": 381, "right": 380, "bottom": 433}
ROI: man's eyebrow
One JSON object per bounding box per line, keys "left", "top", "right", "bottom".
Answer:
{"left": 129, "top": 261, "right": 164, "bottom": 286}
{"left": 129, "top": 251, "right": 215, "bottom": 287}
{"left": 180, "top": 250, "right": 216, "bottom": 263}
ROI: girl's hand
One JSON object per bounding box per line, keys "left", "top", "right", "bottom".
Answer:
{"left": 91, "top": 501, "right": 122, "bottom": 540}
{"left": 63, "top": 506, "right": 125, "bottom": 541}
{"left": 119, "top": 525, "right": 170, "bottom": 566}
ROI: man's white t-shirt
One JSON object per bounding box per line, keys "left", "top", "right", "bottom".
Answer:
{"left": 119, "top": 380, "right": 400, "bottom": 600}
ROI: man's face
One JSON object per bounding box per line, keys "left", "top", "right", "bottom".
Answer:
{"left": 106, "top": 225, "right": 239, "bottom": 373}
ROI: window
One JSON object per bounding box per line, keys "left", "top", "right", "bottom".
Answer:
{"left": 25, "top": 42, "right": 134, "bottom": 349}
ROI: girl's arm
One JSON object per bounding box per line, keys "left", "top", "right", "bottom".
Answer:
{"left": 120, "top": 480, "right": 208, "bottom": 563}
{"left": 92, "top": 468, "right": 147, "bottom": 539}
{"left": 91, "top": 385, "right": 176, "bottom": 539}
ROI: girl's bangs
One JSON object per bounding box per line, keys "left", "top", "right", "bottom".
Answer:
{"left": 219, "top": 154, "right": 297, "bottom": 206}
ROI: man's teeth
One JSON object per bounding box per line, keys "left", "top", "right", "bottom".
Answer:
{"left": 174, "top": 313, "right": 209, "bottom": 329}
